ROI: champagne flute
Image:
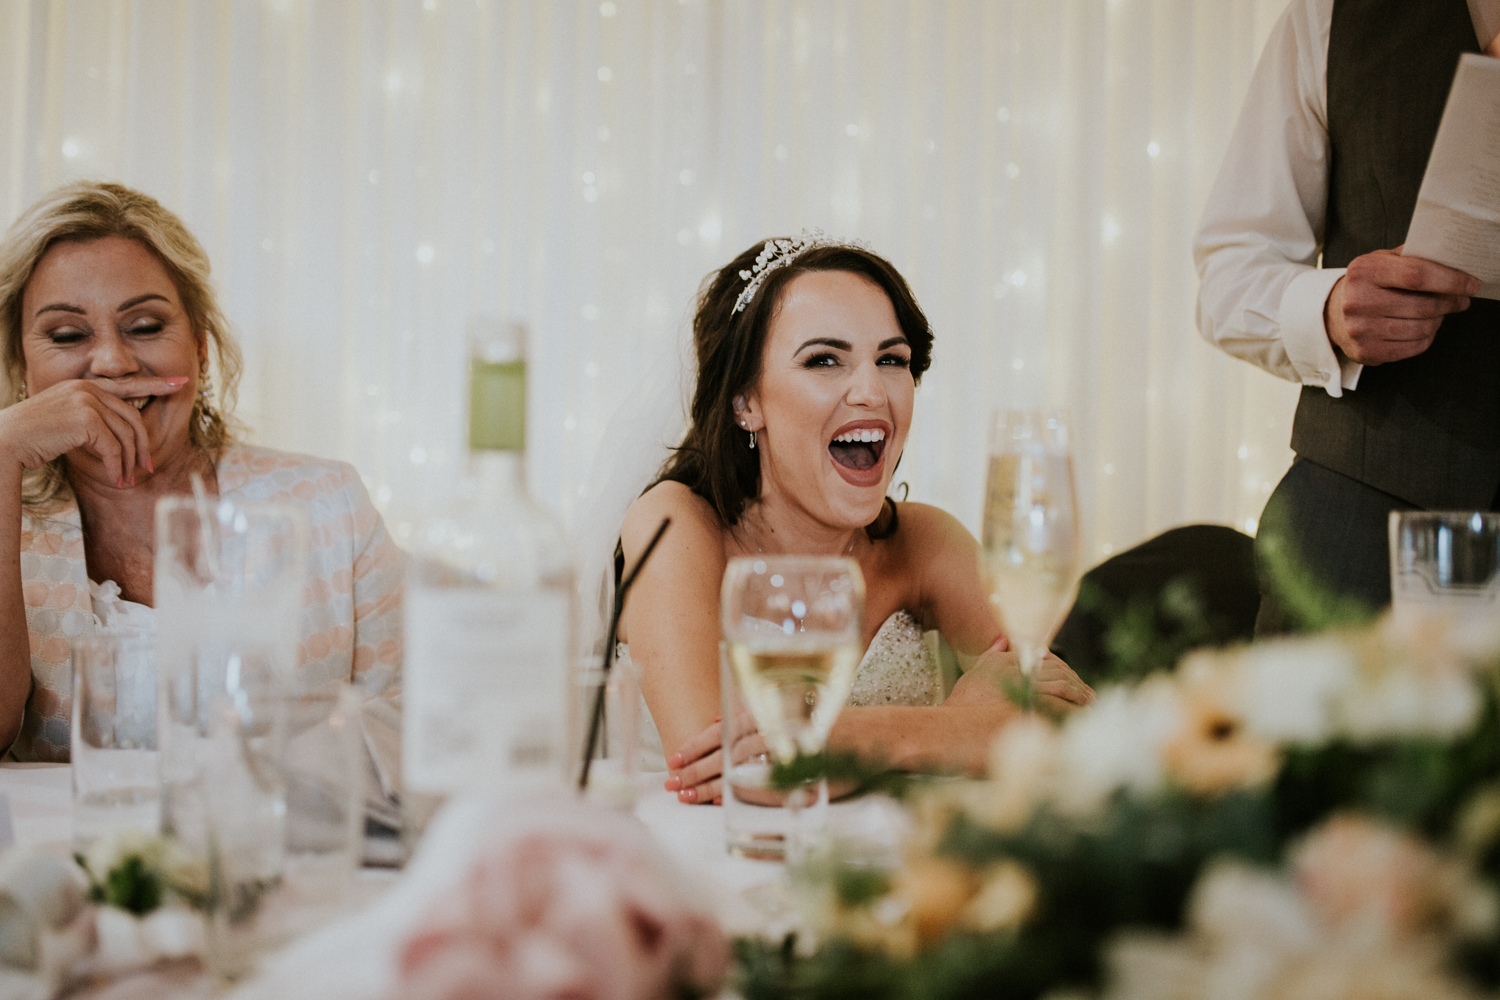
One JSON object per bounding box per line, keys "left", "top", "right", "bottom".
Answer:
{"left": 721, "top": 556, "right": 864, "bottom": 859}
{"left": 980, "top": 409, "right": 1080, "bottom": 707}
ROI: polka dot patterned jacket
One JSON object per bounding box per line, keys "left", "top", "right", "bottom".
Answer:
{"left": 16, "top": 444, "right": 404, "bottom": 762}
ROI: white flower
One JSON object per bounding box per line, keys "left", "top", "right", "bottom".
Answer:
{"left": 1101, "top": 931, "right": 1206, "bottom": 1000}
{"left": 1226, "top": 638, "right": 1358, "bottom": 745}
{"left": 1190, "top": 861, "right": 1309, "bottom": 941}
{"left": 1055, "top": 677, "right": 1183, "bottom": 815}
{"left": 1336, "top": 666, "right": 1481, "bottom": 743}
{"left": 959, "top": 861, "right": 1036, "bottom": 933}
{"left": 982, "top": 716, "right": 1060, "bottom": 831}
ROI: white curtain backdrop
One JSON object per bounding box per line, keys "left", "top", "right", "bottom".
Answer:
{"left": 0, "top": 0, "right": 1301, "bottom": 567}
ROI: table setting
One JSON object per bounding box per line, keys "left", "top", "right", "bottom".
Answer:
{"left": 2, "top": 410, "right": 1499, "bottom": 1000}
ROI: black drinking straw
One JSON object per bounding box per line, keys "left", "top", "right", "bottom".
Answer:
{"left": 578, "top": 516, "right": 671, "bottom": 790}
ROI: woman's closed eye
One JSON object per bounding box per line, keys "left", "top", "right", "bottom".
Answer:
{"left": 46, "top": 326, "right": 89, "bottom": 345}
{"left": 125, "top": 320, "right": 165, "bottom": 336}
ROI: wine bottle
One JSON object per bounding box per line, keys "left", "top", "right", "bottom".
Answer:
{"left": 402, "top": 319, "right": 575, "bottom": 839}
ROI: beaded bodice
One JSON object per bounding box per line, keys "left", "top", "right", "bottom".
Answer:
{"left": 846, "top": 610, "right": 942, "bottom": 707}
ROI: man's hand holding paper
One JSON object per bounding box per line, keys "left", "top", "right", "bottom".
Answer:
{"left": 1325, "top": 247, "right": 1479, "bottom": 365}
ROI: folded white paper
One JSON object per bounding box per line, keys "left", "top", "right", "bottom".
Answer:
{"left": 1404, "top": 53, "right": 1500, "bottom": 299}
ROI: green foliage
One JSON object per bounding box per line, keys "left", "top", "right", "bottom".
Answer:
{"left": 768, "top": 751, "right": 914, "bottom": 799}
{"left": 1275, "top": 695, "right": 1500, "bottom": 846}
{"left": 833, "top": 866, "right": 892, "bottom": 909}
{"left": 937, "top": 790, "right": 1276, "bottom": 994}
{"left": 75, "top": 852, "right": 164, "bottom": 916}
{"left": 1077, "top": 576, "right": 1219, "bottom": 684}
{"left": 736, "top": 932, "right": 1041, "bottom": 1000}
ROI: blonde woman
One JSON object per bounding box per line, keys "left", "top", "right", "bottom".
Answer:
{"left": 0, "top": 182, "right": 402, "bottom": 761}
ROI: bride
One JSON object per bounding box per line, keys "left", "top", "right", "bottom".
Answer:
{"left": 618, "top": 233, "right": 1093, "bottom": 805}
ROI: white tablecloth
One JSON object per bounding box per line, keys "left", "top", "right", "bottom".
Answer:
{"left": 0, "top": 763, "right": 790, "bottom": 998}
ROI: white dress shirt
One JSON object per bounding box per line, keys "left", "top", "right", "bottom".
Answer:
{"left": 1193, "top": 0, "right": 1500, "bottom": 400}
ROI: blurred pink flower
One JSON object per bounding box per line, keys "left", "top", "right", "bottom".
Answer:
{"left": 1293, "top": 813, "right": 1459, "bottom": 944}
{"left": 396, "top": 831, "right": 728, "bottom": 1000}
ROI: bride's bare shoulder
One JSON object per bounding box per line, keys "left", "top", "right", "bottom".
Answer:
{"left": 621, "top": 481, "right": 724, "bottom": 557}
{"left": 890, "top": 501, "right": 977, "bottom": 556}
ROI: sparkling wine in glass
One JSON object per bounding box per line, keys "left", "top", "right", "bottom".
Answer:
{"left": 721, "top": 556, "right": 864, "bottom": 857}
{"left": 981, "top": 409, "right": 1080, "bottom": 706}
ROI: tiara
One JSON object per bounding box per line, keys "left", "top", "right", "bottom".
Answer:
{"left": 732, "top": 229, "right": 866, "bottom": 313}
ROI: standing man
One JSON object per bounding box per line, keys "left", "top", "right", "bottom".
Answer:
{"left": 1195, "top": 0, "right": 1500, "bottom": 631}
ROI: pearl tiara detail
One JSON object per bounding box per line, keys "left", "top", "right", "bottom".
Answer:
{"left": 732, "top": 229, "right": 866, "bottom": 314}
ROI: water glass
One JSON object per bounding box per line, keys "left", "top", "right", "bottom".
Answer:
{"left": 282, "top": 686, "right": 365, "bottom": 904}
{"left": 199, "top": 695, "right": 289, "bottom": 981}
{"left": 154, "top": 496, "right": 306, "bottom": 979}
{"left": 71, "top": 634, "right": 159, "bottom": 850}
{"left": 154, "top": 496, "right": 306, "bottom": 857}
{"left": 720, "top": 556, "right": 865, "bottom": 862}
{"left": 1389, "top": 511, "right": 1500, "bottom": 626}
{"left": 721, "top": 643, "right": 793, "bottom": 860}
{"left": 579, "top": 653, "right": 641, "bottom": 809}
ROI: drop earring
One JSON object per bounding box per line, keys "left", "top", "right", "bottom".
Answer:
{"left": 197, "top": 367, "right": 215, "bottom": 433}
{"left": 749, "top": 430, "right": 756, "bottom": 450}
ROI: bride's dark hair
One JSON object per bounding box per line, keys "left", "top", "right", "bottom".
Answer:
{"left": 655, "top": 238, "right": 933, "bottom": 531}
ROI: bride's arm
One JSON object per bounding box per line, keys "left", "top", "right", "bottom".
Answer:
{"left": 619, "top": 482, "right": 728, "bottom": 768}
{"left": 829, "top": 704, "right": 1015, "bottom": 776}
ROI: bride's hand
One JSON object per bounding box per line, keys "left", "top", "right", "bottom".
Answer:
{"left": 949, "top": 643, "right": 1094, "bottom": 718}
{"left": 665, "top": 711, "right": 769, "bottom": 805}
{"left": 0, "top": 376, "right": 189, "bottom": 486}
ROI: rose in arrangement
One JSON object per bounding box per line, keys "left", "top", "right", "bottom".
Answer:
{"left": 397, "top": 829, "right": 729, "bottom": 1000}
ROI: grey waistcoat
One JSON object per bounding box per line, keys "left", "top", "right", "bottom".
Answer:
{"left": 1290, "top": 0, "right": 1500, "bottom": 510}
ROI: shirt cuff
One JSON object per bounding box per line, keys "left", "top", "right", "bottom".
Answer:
{"left": 1279, "top": 267, "right": 1360, "bottom": 397}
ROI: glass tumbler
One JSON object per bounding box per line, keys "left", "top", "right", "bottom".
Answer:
{"left": 1389, "top": 511, "right": 1500, "bottom": 626}
{"left": 71, "top": 633, "right": 159, "bottom": 851}
{"left": 154, "top": 496, "right": 307, "bottom": 979}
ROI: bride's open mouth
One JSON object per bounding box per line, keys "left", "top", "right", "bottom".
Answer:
{"left": 828, "top": 423, "right": 890, "bottom": 487}
{"left": 126, "top": 396, "right": 157, "bottom": 413}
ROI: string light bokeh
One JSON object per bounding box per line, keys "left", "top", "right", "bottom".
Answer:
{"left": 0, "top": 0, "right": 1298, "bottom": 565}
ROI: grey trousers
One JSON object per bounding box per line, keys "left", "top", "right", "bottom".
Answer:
{"left": 1253, "top": 458, "right": 1417, "bottom": 635}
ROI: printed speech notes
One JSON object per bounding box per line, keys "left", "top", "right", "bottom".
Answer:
{"left": 1405, "top": 53, "right": 1500, "bottom": 300}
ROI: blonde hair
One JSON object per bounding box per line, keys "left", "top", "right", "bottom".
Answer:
{"left": 0, "top": 181, "right": 243, "bottom": 511}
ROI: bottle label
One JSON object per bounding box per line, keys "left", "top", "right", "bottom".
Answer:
{"left": 403, "top": 587, "right": 569, "bottom": 793}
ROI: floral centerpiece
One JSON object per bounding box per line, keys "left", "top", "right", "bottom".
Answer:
{"left": 73, "top": 828, "right": 208, "bottom": 971}
{"left": 737, "top": 612, "right": 1500, "bottom": 1000}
